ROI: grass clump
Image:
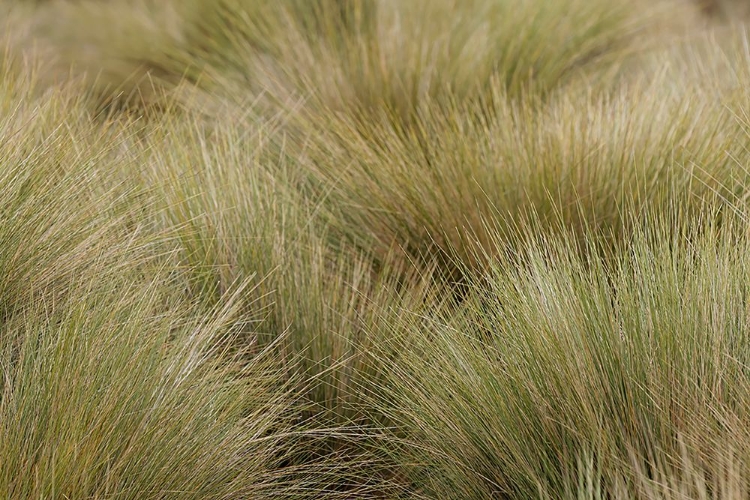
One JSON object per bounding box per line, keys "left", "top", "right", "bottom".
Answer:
{"left": 0, "top": 59, "right": 149, "bottom": 319}
{"left": 197, "top": 0, "right": 685, "bottom": 121}
{"left": 287, "top": 74, "right": 745, "bottom": 281}
{"left": 374, "top": 215, "right": 750, "bottom": 498}
{"left": 6, "top": 0, "right": 688, "bottom": 116}
{"left": 0, "top": 270, "right": 302, "bottom": 499}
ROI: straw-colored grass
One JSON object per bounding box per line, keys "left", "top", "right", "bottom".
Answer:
{"left": 3, "top": 0, "right": 750, "bottom": 498}
{"left": 371, "top": 214, "right": 750, "bottom": 498}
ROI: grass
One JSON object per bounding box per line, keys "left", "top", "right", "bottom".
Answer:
{"left": 371, "top": 213, "right": 750, "bottom": 498}
{"left": 285, "top": 74, "right": 747, "bottom": 281}
{"left": 3, "top": 0, "right": 750, "bottom": 498}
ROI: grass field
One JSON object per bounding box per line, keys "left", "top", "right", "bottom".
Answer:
{"left": 2, "top": 0, "right": 750, "bottom": 498}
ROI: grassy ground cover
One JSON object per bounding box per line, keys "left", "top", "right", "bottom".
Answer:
{"left": 2, "top": 0, "right": 750, "bottom": 498}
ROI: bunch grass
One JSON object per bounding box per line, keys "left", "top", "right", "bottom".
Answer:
{"left": 372, "top": 212, "right": 750, "bottom": 498}
{"left": 3, "top": 0, "right": 750, "bottom": 498}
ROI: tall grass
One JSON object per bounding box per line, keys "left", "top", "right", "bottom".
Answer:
{"left": 286, "top": 74, "right": 746, "bottom": 281}
{"left": 132, "top": 113, "right": 438, "bottom": 430}
{"left": 4, "top": 0, "right": 750, "bottom": 498}
{"left": 373, "top": 214, "right": 750, "bottom": 498}
{"left": 6, "top": 0, "right": 694, "bottom": 115}
{"left": 0, "top": 71, "right": 296, "bottom": 500}
{"left": 0, "top": 57, "right": 149, "bottom": 318}
{"left": 0, "top": 269, "right": 306, "bottom": 499}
